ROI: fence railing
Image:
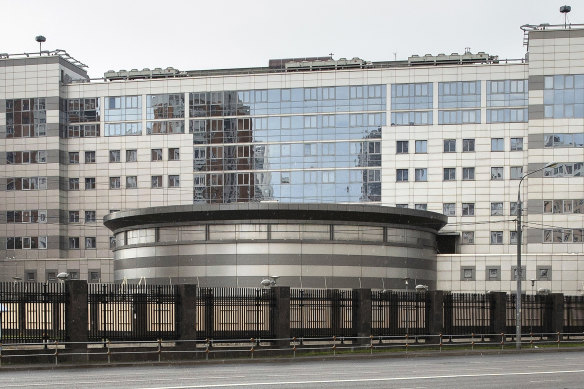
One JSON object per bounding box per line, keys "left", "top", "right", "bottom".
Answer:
{"left": 88, "top": 284, "right": 178, "bottom": 341}
{"left": 290, "top": 289, "right": 353, "bottom": 338}
{"left": 0, "top": 282, "right": 67, "bottom": 343}
{"left": 371, "top": 291, "right": 430, "bottom": 336}
{"left": 196, "top": 287, "right": 275, "bottom": 340}
{"left": 1, "top": 282, "right": 583, "bottom": 345}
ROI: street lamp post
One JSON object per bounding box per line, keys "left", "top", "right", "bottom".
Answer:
{"left": 515, "top": 162, "right": 556, "bottom": 350}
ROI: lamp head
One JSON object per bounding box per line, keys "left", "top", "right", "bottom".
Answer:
{"left": 544, "top": 161, "right": 558, "bottom": 168}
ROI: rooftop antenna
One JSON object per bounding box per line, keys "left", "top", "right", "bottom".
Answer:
{"left": 560, "top": 5, "right": 571, "bottom": 29}
{"left": 35, "top": 35, "right": 46, "bottom": 55}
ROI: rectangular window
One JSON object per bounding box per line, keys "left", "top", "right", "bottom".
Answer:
{"left": 84, "top": 151, "right": 95, "bottom": 163}
{"left": 462, "top": 231, "right": 474, "bottom": 244}
{"left": 109, "top": 177, "right": 121, "bottom": 189}
{"left": 151, "top": 149, "right": 163, "bottom": 161}
{"left": 491, "top": 138, "right": 504, "bottom": 152}
{"left": 463, "top": 139, "right": 475, "bottom": 152}
{"left": 85, "top": 177, "right": 96, "bottom": 190}
{"left": 443, "top": 168, "right": 456, "bottom": 181}
{"left": 443, "top": 203, "right": 456, "bottom": 216}
{"left": 490, "top": 231, "right": 503, "bottom": 245}
{"left": 396, "top": 169, "right": 409, "bottom": 182}
{"left": 69, "top": 178, "right": 79, "bottom": 190}
{"left": 152, "top": 175, "right": 163, "bottom": 188}
{"left": 510, "top": 231, "right": 518, "bottom": 245}
{"left": 169, "top": 148, "right": 180, "bottom": 161}
{"left": 491, "top": 167, "right": 503, "bottom": 180}
{"left": 510, "top": 201, "right": 519, "bottom": 216}
{"left": 462, "top": 203, "right": 475, "bottom": 216}
{"left": 69, "top": 152, "right": 79, "bottom": 164}
{"left": 126, "top": 176, "right": 137, "bottom": 189}
{"left": 462, "top": 167, "right": 475, "bottom": 180}
{"left": 396, "top": 141, "right": 409, "bottom": 154}
{"left": 69, "top": 237, "right": 80, "bottom": 249}
{"left": 168, "top": 175, "right": 180, "bottom": 187}
{"left": 109, "top": 150, "right": 121, "bottom": 162}
{"left": 126, "top": 149, "right": 137, "bottom": 162}
{"left": 439, "top": 81, "right": 481, "bottom": 108}
{"left": 438, "top": 109, "right": 481, "bottom": 124}
{"left": 444, "top": 139, "right": 456, "bottom": 153}
{"left": 85, "top": 237, "right": 96, "bottom": 249}
{"left": 510, "top": 166, "right": 523, "bottom": 180}
{"left": 415, "top": 204, "right": 427, "bottom": 211}
{"left": 414, "top": 168, "right": 427, "bottom": 182}
{"left": 85, "top": 211, "right": 96, "bottom": 223}
{"left": 510, "top": 137, "right": 523, "bottom": 151}
{"left": 69, "top": 211, "right": 79, "bottom": 223}
{"left": 491, "top": 202, "right": 504, "bottom": 216}
{"left": 415, "top": 140, "right": 427, "bottom": 153}
{"left": 396, "top": 204, "right": 408, "bottom": 208}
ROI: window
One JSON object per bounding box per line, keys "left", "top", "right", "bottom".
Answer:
{"left": 84, "top": 151, "right": 95, "bottom": 163}
{"left": 439, "top": 81, "right": 481, "bottom": 108}
{"left": 69, "top": 152, "right": 79, "bottom": 164}
{"left": 443, "top": 168, "right": 456, "bottom": 181}
{"left": 69, "top": 178, "right": 79, "bottom": 190}
{"left": 168, "top": 175, "right": 180, "bottom": 187}
{"left": 109, "top": 177, "right": 121, "bottom": 189}
{"left": 396, "top": 169, "right": 408, "bottom": 182}
{"left": 510, "top": 166, "right": 523, "bottom": 180}
{"left": 491, "top": 202, "right": 503, "bottom": 216}
{"left": 510, "top": 137, "right": 523, "bottom": 151}
{"left": 444, "top": 139, "right": 456, "bottom": 153}
{"left": 490, "top": 231, "right": 503, "bottom": 245}
{"left": 85, "top": 211, "right": 96, "bottom": 223}
{"left": 462, "top": 203, "right": 475, "bottom": 216}
{"left": 462, "top": 167, "right": 475, "bottom": 181}
{"left": 151, "top": 149, "right": 163, "bottom": 161}
{"left": 126, "top": 176, "right": 137, "bottom": 189}
{"left": 126, "top": 149, "right": 137, "bottom": 162}
{"left": 69, "top": 237, "right": 80, "bottom": 249}
{"left": 462, "top": 139, "right": 475, "bottom": 152}
{"left": 152, "top": 175, "right": 163, "bottom": 188}
{"left": 512, "top": 266, "right": 526, "bottom": 281}
{"left": 414, "top": 168, "right": 427, "bottom": 182}
{"left": 84, "top": 237, "right": 96, "bottom": 249}
{"left": 491, "top": 167, "right": 503, "bottom": 180}
{"left": 491, "top": 138, "right": 504, "bottom": 152}
{"left": 89, "top": 270, "right": 101, "bottom": 283}
{"left": 415, "top": 140, "right": 427, "bottom": 153}
{"left": 169, "top": 148, "right": 180, "bottom": 161}
{"left": 415, "top": 204, "right": 427, "bottom": 211}
{"left": 443, "top": 203, "right": 456, "bottom": 216}
{"left": 461, "top": 267, "right": 475, "bottom": 281}
{"left": 68, "top": 211, "right": 79, "bottom": 223}
{"left": 396, "top": 204, "right": 408, "bottom": 208}
{"left": 85, "top": 177, "right": 96, "bottom": 190}
{"left": 510, "top": 201, "right": 519, "bottom": 216}
{"left": 109, "top": 150, "right": 121, "bottom": 162}
{"left": 537, "top": 267, "right": 551, "bottom": 281}
{"left": 396, "top": 141, "right": 409, "bottom": 154}
{"left": 486, "top": 267, "right": 500, "bottom": 281}
{"left": 438, "top": 109, "right": 480, "bottom": 124}
{"left": 462, "top": 231, "right": 474, "bottom": 244}
{"left": 510, "top": 231, "right": 518, "bottom": 245}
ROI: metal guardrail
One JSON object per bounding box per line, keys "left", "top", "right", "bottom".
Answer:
{"left": 2, "top": 332, "right": 584, "bottom": 366}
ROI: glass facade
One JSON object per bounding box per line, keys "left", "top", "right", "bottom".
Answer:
{"left": 544, "top": 75, "right": 584, "bottom": 118}
{"left": 486, "top": 80, "right": 528, "bottom": 107}
{"left": 5, "top": 98, "right": 46, "bottom": 138}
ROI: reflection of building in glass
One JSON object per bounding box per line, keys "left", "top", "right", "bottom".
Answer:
{"left": 2, "top": 24, "right": 584, "bottom": 294}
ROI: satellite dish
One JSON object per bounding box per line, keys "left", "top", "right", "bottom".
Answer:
{"left": 57, "top": 272, "right": 69, "bottom": 281}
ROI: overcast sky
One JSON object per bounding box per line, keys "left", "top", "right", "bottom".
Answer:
{"left": 0, "top": 0, "right": 578, "bottom": 78}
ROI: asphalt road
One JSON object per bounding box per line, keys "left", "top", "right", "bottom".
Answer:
{"left": 3, "top": 351, "right": 584, "bottom": 388}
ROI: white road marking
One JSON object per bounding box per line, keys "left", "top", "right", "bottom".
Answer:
{"left": 138, "top": 368, "right": 584, "bottom": 388}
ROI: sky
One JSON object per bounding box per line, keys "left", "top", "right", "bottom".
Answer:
{"left": 0, "top": 0, "right": 579, "bottom": 78}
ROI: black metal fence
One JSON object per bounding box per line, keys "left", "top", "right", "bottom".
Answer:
{"left": 564, "top": 295, "right": 584, "bottom": 333}
{"left": 0, "top": 282, "right": 67, "bottom": 343}
{"left": 444, "top": 293, "right": 495, "bottom": 335}
{"left": 506, "top": 294, "right": 553, "bottom": 334}
{"left": 3, "top": 282, "right": 584, "bottom": 343}
{"left": 196, "top": 287, "right": 275, "bottom": 340}
{"left": 88, "top": 284, "right": 178, "bottom": 341}
{"left": 290, "top": 289, "right": 353, "bottom": 338}
{"left": 371, "top": 291, "right": 430, "bottom": 336}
